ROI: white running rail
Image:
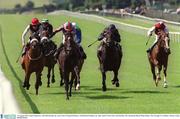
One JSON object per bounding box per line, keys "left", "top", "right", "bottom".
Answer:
{"left": 0, "top": 65, "right": 20, "bottom": 114}
{"left": 49, "top": 10, "right": 180, "bottom": 43}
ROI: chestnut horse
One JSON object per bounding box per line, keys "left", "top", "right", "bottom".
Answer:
{"left": 21, "top": 34, "right": 44, "bottom": 95}
{"left": 148, "top": 30, "right": 170, "bottom": 88}
{"left": 58, "top": 32, "right": 80, "bottom": 100}
{"left": 40, "top": 30, "right": 57, "bottom": 87}
{"left": 97, "top": 31, "right": 123, "bottom": 91}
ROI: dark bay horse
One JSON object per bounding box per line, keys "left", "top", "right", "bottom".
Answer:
{"left": 40, "top": 30, "right": 57, "bottom": 87}
{"left": 97, "top": 31, "right": 123, "bottom": 91}
{"left": 58, "top": 32, "right": 80, "bottom": 100}
{"left": 148, "top": 30, "right": 170, "bottom": 88}
{"left": 21, "top": 35, "right": 44, "bottom": 95}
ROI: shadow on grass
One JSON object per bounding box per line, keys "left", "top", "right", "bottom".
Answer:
{"left": 172, "top": 85, "right": 180, "bottom": 88}
{"left": 85, "top": 95, "right": 131, "bottom": 100}
{"left": 81, "top": 85, "right": 122, "bottom": 91}
{"left": 121, "top": 90, "right": 168, "bottom": 94}
{"left": 0, "top": 26, "right": 40, "bottom": 113}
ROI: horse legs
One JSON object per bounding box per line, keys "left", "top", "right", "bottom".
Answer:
{"left": 112, "top": 70, "right": 119, "bottom": 87}
{"left": 156, "top": 66, "right": 162, "bottom": 87}
{"left": 35, "top": 72, "right": 41, "bottom": 95}
{"left": 69, "top": 72, "right": 75, "bottom": 96}
{"left": 74, "top": 66, "right": 80, "bottom": 90}
{"left": 59, "top": 68, "right": 64, "bottom": 86}
{"left": 163, "top": 65, "right": 168, "bottom": 88}
{"left": 23, "top": 72, "right": 31, "bottom": 90}
{"left": 150, "top": 63, "right": 156, "bottom": 86}
{"left": 51, "top": 66, "right": 55, "bottom": 83}
{"left": 74, "top": 76, "right": 77, "bottom": 91}
{"left": 64, "top": 72, "right": 69, "bottom": 100}
{"left": 102, "top": 71, "right": 107, "bottom": 91}
{"left": 47, "top": 67, "right": 51, "bottom": 87}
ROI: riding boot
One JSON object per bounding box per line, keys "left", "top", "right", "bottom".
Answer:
{"left": 146, "top": 42, "right": 157, "bottom": 53}
{"left": 22, "top": 46, "right": 26, "bottom": 57}
{"left": 54, "top": 43, "right": 64, "bottom": 59}
{"left": 79, "top": 46, "right": 87, "bottom": 59}
{"left": 22, "top": 43, "right": 30, "bottom": 57}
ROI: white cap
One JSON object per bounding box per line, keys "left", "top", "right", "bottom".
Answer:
{"left": 72, "top": 22, "right": 76, "bottom": 26}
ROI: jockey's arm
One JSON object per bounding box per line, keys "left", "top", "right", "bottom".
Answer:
{"left": 164, "top": 27, "right": 169, "bottom": 36}
{"left": 49, "top": 24, "right": 53, "bottom": 35}
{"left": 98, "top": 27, "right": 108, "bottom": 41}
{"left": 21, "top": 25, "right": 30, "bottom": 47}
{"left": 49, "top": 26, "right": 63, "bottom": 38}
{"left": 147, "top": 26, "right": 155, "bottom": 37}
{"left": 114, "top": 29, "right": 121, "bottom": 42}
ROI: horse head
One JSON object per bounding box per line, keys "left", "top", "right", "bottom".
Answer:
{"left": 64, "top": 32, "right": 75, "bottom": 54}
{"left": 30, "top": 38, "right": 41, "bottom": 50}
{"left": 157, "top": 30, "right": 170, "bottom": 54}
{"left": 104, "top": 30, "right": 115, "bottom": 47}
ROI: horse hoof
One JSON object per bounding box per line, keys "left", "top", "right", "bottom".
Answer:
{"left": 47, "top": 85, "right": 50, "bottom": 88}
{"left": 164, "top": 84, "right": 168, "bottom": 88}
{"left": 111, "top": 80, "right": 116, "bottom": 85}
{"left": 116, "top": 82, "right": 119, "bottom": 87}
{"left": 66, "top": 97, "right": 69, "bottom": 100}
{"left": 23, "top": 84, "right": 26, "bottom": 88}
{"left": 102, "top": 86, "right": 107, "bottom": 91}
{"left": 26, "top": 85, "right": 30, "bottom": 90}
{"left": 39, "top": 81, "right": 42, "bottom": 86}
{"left": 76, "top": 84, "right": 80, "bottom": 90}
{"left": 155, "top": 82, "right": 158, "bottom": 87}
{"left": 60, "top": 83, "right": 64, "bottom": 87}
{"left": 51, "top": 79, "right": 55, "bottom": 83}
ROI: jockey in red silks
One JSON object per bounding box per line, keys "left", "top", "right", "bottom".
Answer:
{"left": 21, "top": 18, "right": 41, "bottom": 56}
{"left": 51, "top": 21, "right": 86, "bottom": 59}
{"left": 147, "top": 21, "right": 170, "bottom": 53}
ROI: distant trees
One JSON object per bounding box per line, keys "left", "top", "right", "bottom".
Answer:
{"left": 14, "top": 1, "right": 34, "bottom": 11}
{"left": 25, "top": 1, "right": 34, "bottom": 9}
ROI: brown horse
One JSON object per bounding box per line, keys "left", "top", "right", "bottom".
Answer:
{"left": 97, "top": 31, "right": 123, "bottom": 91}
{"left": 148, "top": 30, "right": 170, "bottom": 88}
{"left": 58, "top": 32, "right": 80, "bottom": 100}
{"left": 21, "top": 35, "right": 44, "bottom": 95}
{"left": 40, "top": 30, "right": 57, "bottom": 87}
{"left": 60, "top": 57, "right": 84, "bottom": 91}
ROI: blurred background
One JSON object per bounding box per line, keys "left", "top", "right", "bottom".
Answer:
{"left": 0, "top": 0, "right": 180, "bottom": 22}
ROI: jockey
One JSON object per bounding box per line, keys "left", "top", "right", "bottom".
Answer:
{"left": 72, "top": 22, "right": 86, "bottom": 59}
{"left": 51, "top": 21, "right": 86, "bottom": 59}
{"left": 97, "top": 24, "right": 121, "bottom": 51}
{"left": 39, "top": 19, "right": 57, "bottom": 55}
{"left": 21, "top": 18, "right": 41, "bottom": 56}
{"left": 98, "top": 24, "right": 121, "bottom": 43}
{"left": 147, "top": 21, "right": 170, "bottom": 53}
{"left": 39, "top": 19, "right": 53, "bottom": 37}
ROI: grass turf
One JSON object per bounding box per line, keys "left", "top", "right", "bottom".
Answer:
{"left": 0, "top": 14, "right": 180, "bottom": 114}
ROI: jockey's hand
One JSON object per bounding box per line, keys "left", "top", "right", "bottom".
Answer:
{"left": 149, "top": 33, "right": 152, "bottom": 36}
{"left": 98, "top": 35, "right": 103, "bottom": 41}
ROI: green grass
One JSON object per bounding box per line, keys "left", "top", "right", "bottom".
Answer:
{"left": 0, "top": 14, "right": 180, "bottom": 114}
{"left": 105, "top": 16, "right": 180, "bottom": 32}
{"left": 0, "top": 0, "right": 52, "bottom": 8}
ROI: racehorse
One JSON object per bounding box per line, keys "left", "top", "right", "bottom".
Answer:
{"left": 40, "top": 30, "right": 57, "bottom": 87}
{"left": 60, "top": 57, "right": 84, "bottom": 91}
{"left": 97, "top": 31, "right": 122, "bottom": 91}
{"left": 21, "top": 34, "right": 44, "bottom": 95}
{"left": 148, "top": 30, "right": 170, "bottom": 88}
{"left": 58, "top": 32, "right": 80, "bottom": 100}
